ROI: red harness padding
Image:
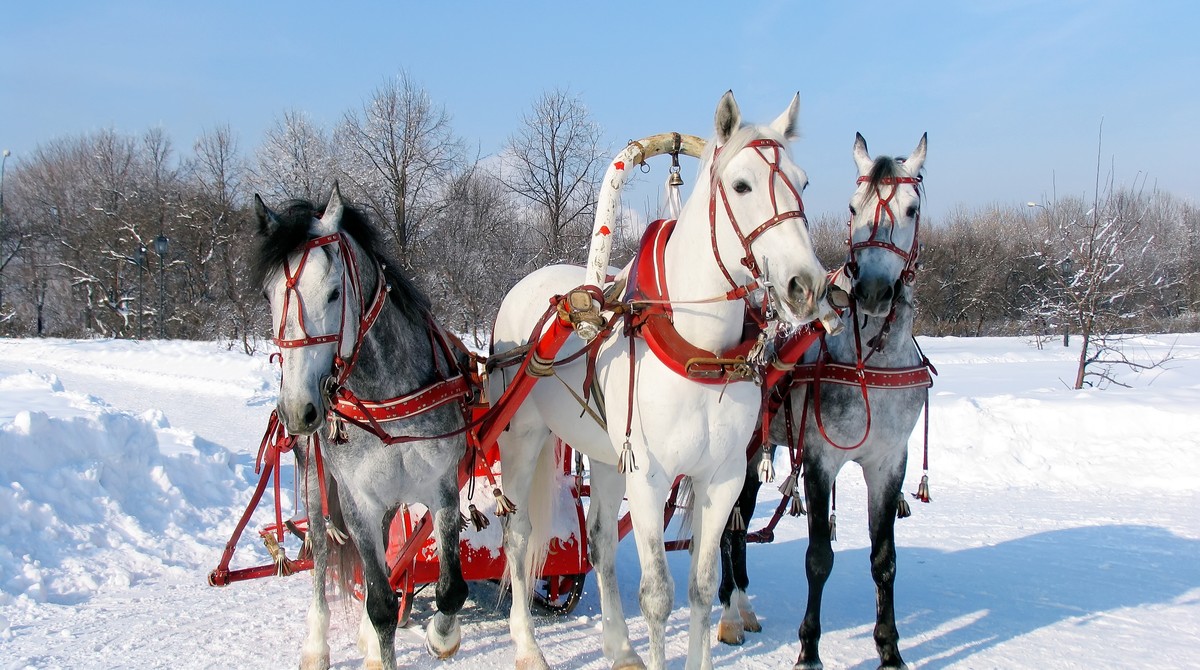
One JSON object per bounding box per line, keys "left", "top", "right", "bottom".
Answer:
{"left": 627, "top": 218, "right": 764, "bottom": 383}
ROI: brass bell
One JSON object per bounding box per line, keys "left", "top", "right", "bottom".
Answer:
{"left": 668, "top": 169, "right": 684, "bottom": 187}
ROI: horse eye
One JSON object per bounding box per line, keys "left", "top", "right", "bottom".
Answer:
{"left": 328, "top": 288, "right": 341, "bottom": 304}
{"left": 732, "top": 180, "right": 752, "bottom": 195}
{"left": 849, "top": 205, "right": 858, "bottom": 216}
{"left": 906, "top": 206, "right": 918, "bottom": 218}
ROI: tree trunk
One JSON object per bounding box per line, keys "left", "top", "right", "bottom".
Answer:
{"left": 1073, "top": 322, "right": 1091, "bottom": 390}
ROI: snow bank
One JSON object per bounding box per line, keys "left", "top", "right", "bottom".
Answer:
{"left": 0, "top": 371, "right": 246, "bottom": 609}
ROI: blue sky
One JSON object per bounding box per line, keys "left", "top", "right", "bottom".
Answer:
{"left": 2, "top": 1, "right": 1196, "bottom": 220}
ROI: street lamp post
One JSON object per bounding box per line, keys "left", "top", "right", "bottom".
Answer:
{"left": 1, "top": 149, "right": 10, "bottom": 311}
{"left": 154, "top": 234, "right": 168, "bottom": 339}
{"left": 1059, "top": 257, "right": 1074, "bottom": 347}
{"left": 136, "top": 244, "right": 147, "bottom": 340}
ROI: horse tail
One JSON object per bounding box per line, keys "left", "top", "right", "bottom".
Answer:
{"left": 675, "top": 475, "right": 696, "bottom": 541}
{"left": 519, "top": 436, "right": 559, "bottom": 600}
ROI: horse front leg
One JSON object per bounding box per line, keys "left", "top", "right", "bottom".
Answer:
{"left": 498, "top": 427, "right": 552, "bottom": 670}
{"left": 865, "top": 467, "right": 908, "bottom": 669}
{"left": 347, "top": 505, "right": 398, "bottom": 670}
{"left": 718, "top": 459, "right": 765, "bottom": 646}
{"left": 625, "top": 475, "right": 674, "bottom": 670}
{"left": 686, "top": 471, "right": 745, "bottom": 670}
{"left": 297, "top": 449, "right": 331, "bottom": 670}
{"left": 795, "top": 465, "right": 835, "bottom": 670}
{"left": 426, "top": 480, "right": 469, "bottom": 659}
{"left": 588, "top": 462, "right": 645, "bottom": 669}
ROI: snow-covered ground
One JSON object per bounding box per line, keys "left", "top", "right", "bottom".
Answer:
{"left": 1, "top": 335, "right": 1197, "bottom": 669}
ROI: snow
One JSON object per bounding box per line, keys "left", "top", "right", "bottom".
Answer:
{"left": 1, "top": 335, "right": 1198, "bottom": 669}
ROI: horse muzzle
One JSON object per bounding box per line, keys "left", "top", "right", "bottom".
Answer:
{"left": 853, "top": 274, "right": 901, "bottom": 317}
{"left": 779, "top": 272, "right": 833, "bottom": 327}
{"left": 277, "top": 376, "right": 333, "bottom": 436}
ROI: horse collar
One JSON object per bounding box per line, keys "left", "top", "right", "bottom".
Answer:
{"left": 628, "top": 219, "right": 761, "bottom": 384}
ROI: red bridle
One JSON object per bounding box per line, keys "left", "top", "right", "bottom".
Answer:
{"left": 272, "top": 231, "right": 387, "bottom": 387}
{"left": 709, "top": 138, "right": 808, "bottom": 292}
{"left": 848, "top": 174, "right": 922, "bottom": 284}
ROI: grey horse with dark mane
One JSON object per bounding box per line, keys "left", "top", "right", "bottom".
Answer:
{"left": 252, "top": 184, "right": 469, "bottom": 670}
{"left": 718, "top": 134, "right": 932, "bottom": 670}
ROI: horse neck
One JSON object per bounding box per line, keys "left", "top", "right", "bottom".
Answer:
{"left": 828, "top": 284, "right": 920, "bottom": 367}
{"left": 660, "top": 182, "right": 748, "bottom": 352}
{"left": 343, "top": 252, "right": 438, "bottom": 401}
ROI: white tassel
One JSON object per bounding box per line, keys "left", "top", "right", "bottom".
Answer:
{"left": 727, "top": 505, "right": 745, "bottom": 532}
{"left": 778, "top": 470, "right": 799, "bottom": 497}
{"left": 617, "top": 440, "right": 638, "bottom": 474}
{"left": 325, "top": 515, "right": 349, "bottom": 545}
{"left": 493, "top": 487, "right": 517, "bottom": 516}
{"left": 756, "top": 449, "right": 775, "bottom": 484}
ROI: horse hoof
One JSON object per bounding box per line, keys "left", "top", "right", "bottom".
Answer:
{"left": 299, "top": 652, "right": 330, "bottom": 670}
{"left": 612, "top": 658, "right": 647, "bottom": 670}
{"left": 717, "top": 620, "right": 745, "bottom": 646}
{"left": 740, "top": 611, "right": 762, "bottom": 633}
{"left": 515, "top": 656, "right": 551, "bottom": 670}
{"left": 364, "top": 661, "right": 383, "bottom": 670}
{"left": 427, "top": 639, "right": 460, "bottom": 660}
{"left": 425, "top": 614, "right": 462, "bottom": 659}
{"left": 793, "top": 661, "right": 823, "bottom": 670}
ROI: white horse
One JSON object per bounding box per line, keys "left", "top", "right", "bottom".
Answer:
{"left": 489, "top": 92, "right": 830, "bottom": 670}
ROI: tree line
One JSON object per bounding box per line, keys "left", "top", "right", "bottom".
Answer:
{"left": 1, "top": 74, "right": 1196, "bottom": 360}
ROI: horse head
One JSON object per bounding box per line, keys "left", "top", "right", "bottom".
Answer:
{"left": 254, "top": 183, "right": 366, "bottom": 436}
{"left": 705, "top": 91, "right": 829, "bottom": 327}
{"left": 847, "top": 133, "right": 927, "bottom": 316}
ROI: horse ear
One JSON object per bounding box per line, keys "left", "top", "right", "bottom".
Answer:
{"left": 254, "top": 194, "right": 280, "bottom": 236}
{"left": 715, "top": 90, "right": 741, "bottom": 144}
{"left": 769, "top": 92, "right": 801, "bottom": 141}
{"left": 905, "top": 133, "right": 928, "bottom": 175}
{"left": 318, "top": 181, "right": 345, "bottom": 231}
{"left": 853, "top": 133, "right": 873, "bottom": 175}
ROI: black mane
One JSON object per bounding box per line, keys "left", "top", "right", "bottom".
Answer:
{"left": 866, "top": 155, "right": 923, "bottom": 198}
{"left": 251, "top": 196, "right": 432, "bottom": 322}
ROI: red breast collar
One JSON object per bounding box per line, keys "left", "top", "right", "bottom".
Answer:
{"left": 789, "top": 360, "right": 933, "bottom": 390}
{"left": 629, "top": 219, "right": 760, "bottom": 383}
{"left": 331, "top": 374, "right": 470, "bottom": 424}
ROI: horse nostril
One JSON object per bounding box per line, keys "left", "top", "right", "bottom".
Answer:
{"left": 788, "top": 276, "right": 814, "bottom": 306}
{"left": 303, "top": 402, "right": 319, "bottom": 427}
